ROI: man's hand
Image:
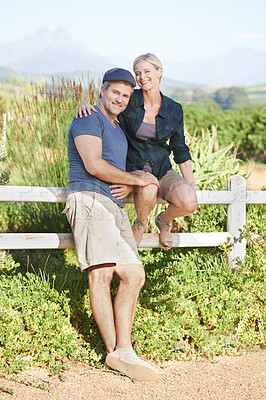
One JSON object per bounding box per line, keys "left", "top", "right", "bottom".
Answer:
{"left": 188, "top": 181, "right": 196, "bottom": 192}
{"left": 75, "top": 102, "right": 97, "bottom": 119}
{"left": 137, "top": 172, "right": 159, "bottom": 188}
{"left": 110, "top": 184, "right": 133, "bottom": 200}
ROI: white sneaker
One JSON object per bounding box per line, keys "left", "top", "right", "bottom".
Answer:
{"left": 105, "top": 348, "right": 158, "bottom": 381}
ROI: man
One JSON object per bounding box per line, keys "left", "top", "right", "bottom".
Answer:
{"left": 64, "top": 68, "right": 159, "bottom": 381}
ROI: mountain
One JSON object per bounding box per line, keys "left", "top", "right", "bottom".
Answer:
{"left": 0, "top": 28, "right": 111, "bottom": 75}
{"left": 0, "top": 66, "right": 10, "bottom": 81}
{"left": 0, "top": 29, "right": 266, "bottom": 86}
{"left": 165, "top": 48, "right": 266, "bottom": 86}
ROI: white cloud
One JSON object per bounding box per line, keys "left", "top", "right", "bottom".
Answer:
{"left": 234, "top": 32, "right": 264, "bottom": 40}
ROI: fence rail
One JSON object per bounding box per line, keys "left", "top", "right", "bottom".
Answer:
{"left": 0, "top": 175, "right": 265, "bottom": 268}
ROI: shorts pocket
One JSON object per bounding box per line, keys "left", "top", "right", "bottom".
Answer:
{"left": 62, "top": 193, "right": 75, "bottom": 214}
{"left": 62, "top": 193, "right": 77, "bottom": 226}
{"left": 80, "top": 191, "right": 96, "bottom": 218}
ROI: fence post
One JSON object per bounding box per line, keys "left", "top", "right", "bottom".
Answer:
{"left": 227, "top": 175, "right": 246, "bottom": 268}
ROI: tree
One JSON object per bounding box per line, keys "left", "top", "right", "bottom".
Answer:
{"left": 213, "top": 87, "right": 249, "bottom": 110}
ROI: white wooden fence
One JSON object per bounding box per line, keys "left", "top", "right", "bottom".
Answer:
{"left": 0, "top": 175, "right": 265, "bottom": 268}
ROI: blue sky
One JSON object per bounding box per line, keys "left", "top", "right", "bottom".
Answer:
{"left": 1, "top": 0, "right": 266, "bottom": 69}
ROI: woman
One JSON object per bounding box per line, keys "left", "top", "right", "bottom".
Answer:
{"left": 76, "top": 53, "right": 197, "bottom": 249}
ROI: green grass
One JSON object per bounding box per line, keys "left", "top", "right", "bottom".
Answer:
{"left": 0, "top": 253, "right": 103, "bottom": 377}
{"left": 0, "top": 222, "right": 264, "bottom": 377}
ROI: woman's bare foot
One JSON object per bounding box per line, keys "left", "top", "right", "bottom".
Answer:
{"left": 132, "top": 219, "right": 147, "bottom": 247}
{"left": 155, "top": 212, "right": 173, "bottom": 249}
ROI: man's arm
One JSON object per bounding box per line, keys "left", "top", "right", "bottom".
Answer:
{"left": 74, "top": 135, "right": 159, "bottom": 187}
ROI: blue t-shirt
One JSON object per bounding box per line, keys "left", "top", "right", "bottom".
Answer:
{"left": 67, "top": 105, "right": 128, "bottom": 207}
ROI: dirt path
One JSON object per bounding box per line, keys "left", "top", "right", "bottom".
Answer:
{"left": 246, "top": 165, "right": 266, "bottom": 190}
{"left": 0, "top": 350, "right": 265, "bottom": 400}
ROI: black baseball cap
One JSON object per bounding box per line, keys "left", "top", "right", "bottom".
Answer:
{"left": 102, "top": 68, "right": 136, "bottom": 87}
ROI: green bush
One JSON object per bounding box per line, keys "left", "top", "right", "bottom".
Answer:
{"left": 0, "top": 254, "right": 102, "bottom": 376}
{"left": 184, "top": 105, "right": 266, "bottom": 161}
{"left": 133, "top": 243, "right": 265, "bottom": 359}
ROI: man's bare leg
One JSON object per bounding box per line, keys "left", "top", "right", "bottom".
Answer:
{"left": 88, "top": 263, "right": 145, "bottom": 351}
{"left": 106, "top": 263, "right": 158, "bottom": 381}
{"left": 88, "top": 263, "right": 117, "bottom": 353}
{"left": 113, "top": 263, "right": 145, "bottom": 348}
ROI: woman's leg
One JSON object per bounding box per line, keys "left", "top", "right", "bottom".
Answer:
{"left": 164, "top": 183, "right": 198, "bottom": 219}
{"left": 132, "top": 183, "right": 158, "bottom": 245}
{"left": 158, "top": 183, "right": 198, "bottom": 247}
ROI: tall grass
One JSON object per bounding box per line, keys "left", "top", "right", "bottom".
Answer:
{"left": 8, "top": 76, "right": 99, "bottom": 187}
{"left": 0, "top": 113, "right": 10, "bottom": 185}
{"left": 5, "top": 77, "right": 99, "bottom": 232}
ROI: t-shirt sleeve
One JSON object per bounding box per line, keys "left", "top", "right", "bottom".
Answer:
{"left": 70, "top": 114, "right": 103, "bottom": 140}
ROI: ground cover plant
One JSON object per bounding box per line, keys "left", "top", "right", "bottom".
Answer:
{"left": 0, "top": 76, "right": 265, "bottom": 385}
{"left": 183, "top": 104, "right": 266, "bottom": 162}
{"left": 0, "top": 232, "right": 264, "bottom": 381}
{"left": 0, "top": 256, "right": 101, "bottom": 376}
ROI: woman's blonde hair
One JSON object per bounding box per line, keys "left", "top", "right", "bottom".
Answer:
{"left": 133, "top": 53, "right": 163, "bottom": 72}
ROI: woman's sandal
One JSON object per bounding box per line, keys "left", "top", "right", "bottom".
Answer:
{"left": 132, "top": 219, "right": 147, "bottom": 247}
{"left": 155, "top": 212, "right": 173, "bottom": 250}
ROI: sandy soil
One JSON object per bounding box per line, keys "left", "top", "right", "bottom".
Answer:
{"left": 0, "top": 350, "right": 265, "bottom": 400}
{"left": 246, "top": 166, "right": 266, "bottom": 190}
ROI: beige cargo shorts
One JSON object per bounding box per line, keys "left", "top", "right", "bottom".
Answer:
{"left": 63, "top": 191, "right": 141, "bottom": 272}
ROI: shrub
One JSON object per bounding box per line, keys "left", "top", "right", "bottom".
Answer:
{"left": 0, "top": 254, "right": 102, "bottom": 376}
{"left": 183, "top": 105, "right": 266, "bottom": 161}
